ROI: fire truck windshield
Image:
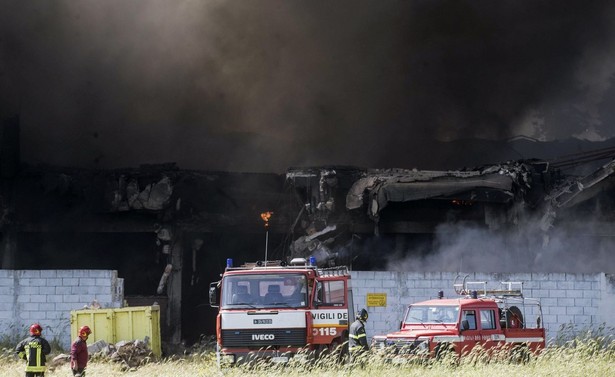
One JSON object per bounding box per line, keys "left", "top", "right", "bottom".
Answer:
{"left": 221, "top": 273, "right": 308, "bottom": 309}
{"left": 405, "top": 305, "right": 460, "bottom": 324}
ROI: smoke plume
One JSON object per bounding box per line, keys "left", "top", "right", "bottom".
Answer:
{"left": 384, "top": 212, "right": 615, "bottom": 273}
{"left": 2, "top": 1, "right": 615, "bottom": 172}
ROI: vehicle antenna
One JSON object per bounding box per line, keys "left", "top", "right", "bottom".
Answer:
{"left": 261, "top": 211, "right": 273, "bottom": 267}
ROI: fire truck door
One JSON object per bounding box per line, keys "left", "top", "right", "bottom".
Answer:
{"left": 460, "top": 310, "right": 478, "bottom": 355}
{"left": 478, "top": 308, "right": 501, "bottom": 350}
{"left": 311, "top": 278, "right": 349, "bottom": 345}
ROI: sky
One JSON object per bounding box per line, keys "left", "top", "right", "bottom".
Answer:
{"left": 2, "top": 1, "right": 615, "bottom": 172}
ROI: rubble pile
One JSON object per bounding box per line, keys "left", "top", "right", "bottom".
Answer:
{"left": 189, "top": 334, "right": 217, "bottom": 354}
{"left": 47, "top": 354, "right": 70, "bottom": 372}
{"left": 109, "top": 339, "right": 154, "bottom": 370}
{"left": 45, "top": 338, "right": 155, "bottom": 371}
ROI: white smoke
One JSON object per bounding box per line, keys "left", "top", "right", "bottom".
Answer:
{"left": 385, "top": 210, "right": 615, "bottom": 273}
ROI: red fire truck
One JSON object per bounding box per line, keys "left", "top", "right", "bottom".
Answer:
{"left": 371, "top": 279, "right": 546, "bottom": 361}
{"left": 209, "top": 257, "right": 353, "bottom": 365}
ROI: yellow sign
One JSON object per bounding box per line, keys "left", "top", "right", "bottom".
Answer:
{"left": 366, "top": 293, "right": 387, "bottom": 307}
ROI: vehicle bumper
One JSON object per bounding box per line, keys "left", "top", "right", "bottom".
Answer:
{"left": 217, "top": 345, "right": 311, "bottom": 366}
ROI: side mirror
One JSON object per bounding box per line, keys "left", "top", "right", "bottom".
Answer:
{"left": 461, "top": 319, "right": 469, "bottom": 331}
{"left": 209, "top": 281, "right": 219, "bottom": 307}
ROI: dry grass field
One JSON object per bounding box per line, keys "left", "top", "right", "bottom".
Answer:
{"left": 2, "top": 336, "right": 614, "bottom": 377}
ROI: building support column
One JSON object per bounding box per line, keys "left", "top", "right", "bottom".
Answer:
{"left": 0, "top": 228, "right": 16, "bottom": 269}
{"left": 167, "top": 230, "right": 183, "bottom": 344}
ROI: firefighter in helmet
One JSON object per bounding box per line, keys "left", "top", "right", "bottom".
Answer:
{"left": 349, "top": 308, "right": 369, "bottom": 362}
{"left": 15, "top": 323, "right": 51, "bottom": 377}
{"left": 71, "top": 325, "right": 92, "bottom": 377}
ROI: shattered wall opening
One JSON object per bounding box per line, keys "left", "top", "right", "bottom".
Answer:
{"left": 0, "top": 160, "right": 291, "bottom": 348}
{"left": 180, "top": 231, "right": 286, "bottom": 344}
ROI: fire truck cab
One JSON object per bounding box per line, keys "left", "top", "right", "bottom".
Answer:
{"left": 371, "top": 279, "right": 546, "bottom": 361}
{"left": 209, "top": 257, "right": 353, "bottom": 365}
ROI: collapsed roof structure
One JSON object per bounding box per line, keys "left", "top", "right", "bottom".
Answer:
{"left": 285, "top": 146, "right": 615, "bottom": 270}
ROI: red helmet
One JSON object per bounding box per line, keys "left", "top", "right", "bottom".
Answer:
{"left": 29, "top": 323, "right": 42, "bottom": 336}
{"left": 79, "top": 325, "right": 92, "bottom": 338}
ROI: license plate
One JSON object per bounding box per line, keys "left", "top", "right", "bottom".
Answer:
{"left": 271, "top": 356, "right": 289, "bottom": 363}
{"left": 392, "top": 357, "right": 409, "bottom": 364}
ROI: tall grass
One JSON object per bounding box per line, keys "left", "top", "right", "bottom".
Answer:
{"left": 2, "top": 337, "right": 614, "bottom": 377}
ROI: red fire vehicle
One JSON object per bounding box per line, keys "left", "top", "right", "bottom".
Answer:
{"left": 209, "top": 257, "right": 353, "bottom": 365}
{"left": 371, "top": 278, "right": 546, "bottom": 361}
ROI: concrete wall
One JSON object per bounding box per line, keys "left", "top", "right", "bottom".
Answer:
{"left": 2, "top": 269, "right": 614, "bottom": 350}
{"left": 0, "top": 270, "right": 123, "bottom": 349}
{"left": 350, "top": 271, "right": 615, "bottom": 344}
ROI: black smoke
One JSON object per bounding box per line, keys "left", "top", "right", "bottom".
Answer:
{"left": 2, "top": 1, "right": 615, "bottom": 172}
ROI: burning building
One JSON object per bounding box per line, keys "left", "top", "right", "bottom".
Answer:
{"left": 285, "top": 141, "right": 615, "bottom": 273}
{"left": 2, "top": 114, "right": 615, "bottom": 347}
{"left": 3, "top": 1, "right": 615, "bottom": 351}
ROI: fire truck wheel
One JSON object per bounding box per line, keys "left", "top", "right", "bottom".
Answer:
{"left": 434, "top": 342, "right": 457, "bottom": 364}
{"left": 317, "top": 338, "right": 345, "bottom": 363}
{"left": 333, "top": 338, "right": 350, "bottom": 364}
{"left": 328, "top": 339, "right": 342, "bottom": 353}
{"left": 510, "top": 344, "right": 531, "bottom": 364}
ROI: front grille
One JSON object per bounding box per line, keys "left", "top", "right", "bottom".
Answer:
{"left": 222, "top": 328, "right": 306, "bottom": 348}
{"left": 386, "top": 339, "right": 423, "bottom": 354}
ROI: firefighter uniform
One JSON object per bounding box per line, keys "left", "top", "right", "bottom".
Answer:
{"left": 71, "top": 325, "right": 92, "bottom": 377}
{"left": 15, "top": 333, "right": 51, "bottom": 377}
{"left": 349, "top": 308, "right": 369, "bottom": 362}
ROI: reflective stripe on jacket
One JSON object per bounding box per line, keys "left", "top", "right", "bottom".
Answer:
{"left": 348, "top": 319, "right": 369, "bottom": 352}
{"left": 15, "top": 335, "right": 51, "bottom": 372}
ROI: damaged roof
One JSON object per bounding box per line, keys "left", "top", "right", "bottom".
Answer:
{"left": 345, "top": 164, "right": 531, "bottom": 220}
{"left": 286, "top": 146, "right": 615, "bottom": 231}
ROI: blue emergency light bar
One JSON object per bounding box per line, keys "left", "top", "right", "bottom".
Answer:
{"left": 309, "top": 256, "right": 317, "bottom": 266}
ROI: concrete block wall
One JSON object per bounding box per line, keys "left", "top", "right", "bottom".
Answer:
{"left": 0, "top": 270, "right": 123, "bottom": 349}
{"left": 350, "top": 271, "right": 615, "bottom": 344}
{"left": 2, "top": 269, "right": 613, "bottom": 350}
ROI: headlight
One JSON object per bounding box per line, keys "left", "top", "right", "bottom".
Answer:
{"left": 220, "top": 354, "right": 235, "bottom": 365}
{"left": 416, "top": 339, "right": 429, "bottom": 354}
{"left": 293, "top": 353, "right": 309, "bottom": 363}
{"left": 370, "top": 340, "right": 386, "bottom": 351}
{"left": 371, "top": 337, "right": 386, "bottom": 348}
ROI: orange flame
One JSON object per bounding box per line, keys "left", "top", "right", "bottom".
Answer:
{"left": 261, "top": 211, "right": 273, "bottom": 227}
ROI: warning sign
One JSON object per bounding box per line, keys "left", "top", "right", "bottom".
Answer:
{"left": 366, "top": 293, "right": 387, "bottom": 307}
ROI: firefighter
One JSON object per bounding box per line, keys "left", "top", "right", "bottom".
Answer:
{"left": 70, "top": 325, "right": 92, "bottom": 377}
{"left": 349, "top": 308, "right": 369, "bottom": 363}
{"left": 15, "top": 323, "right": 51, "bottom": 377}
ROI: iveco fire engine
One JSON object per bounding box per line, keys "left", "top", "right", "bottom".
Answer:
{"left": 372, "top": 278, "right": 546, "bottom": 361}
{"left": 209, "top": 257, "right": 353, "bottom": 365}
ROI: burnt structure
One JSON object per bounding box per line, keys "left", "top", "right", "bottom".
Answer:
{"left": 2, "top": 118, "right": 615, "bottom": 348}
{"left": 0, "top": 161, "right": 291, "bottom": 347}
{"left": 286, "top": 154, "right": 615, "bottom": 272}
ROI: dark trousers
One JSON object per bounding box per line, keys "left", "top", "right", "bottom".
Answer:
{"left": 349, "top": 348, "right": 367, "bottom": 366}
{"left": 25, "top": 372, "right": 44, "bottom": 377}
